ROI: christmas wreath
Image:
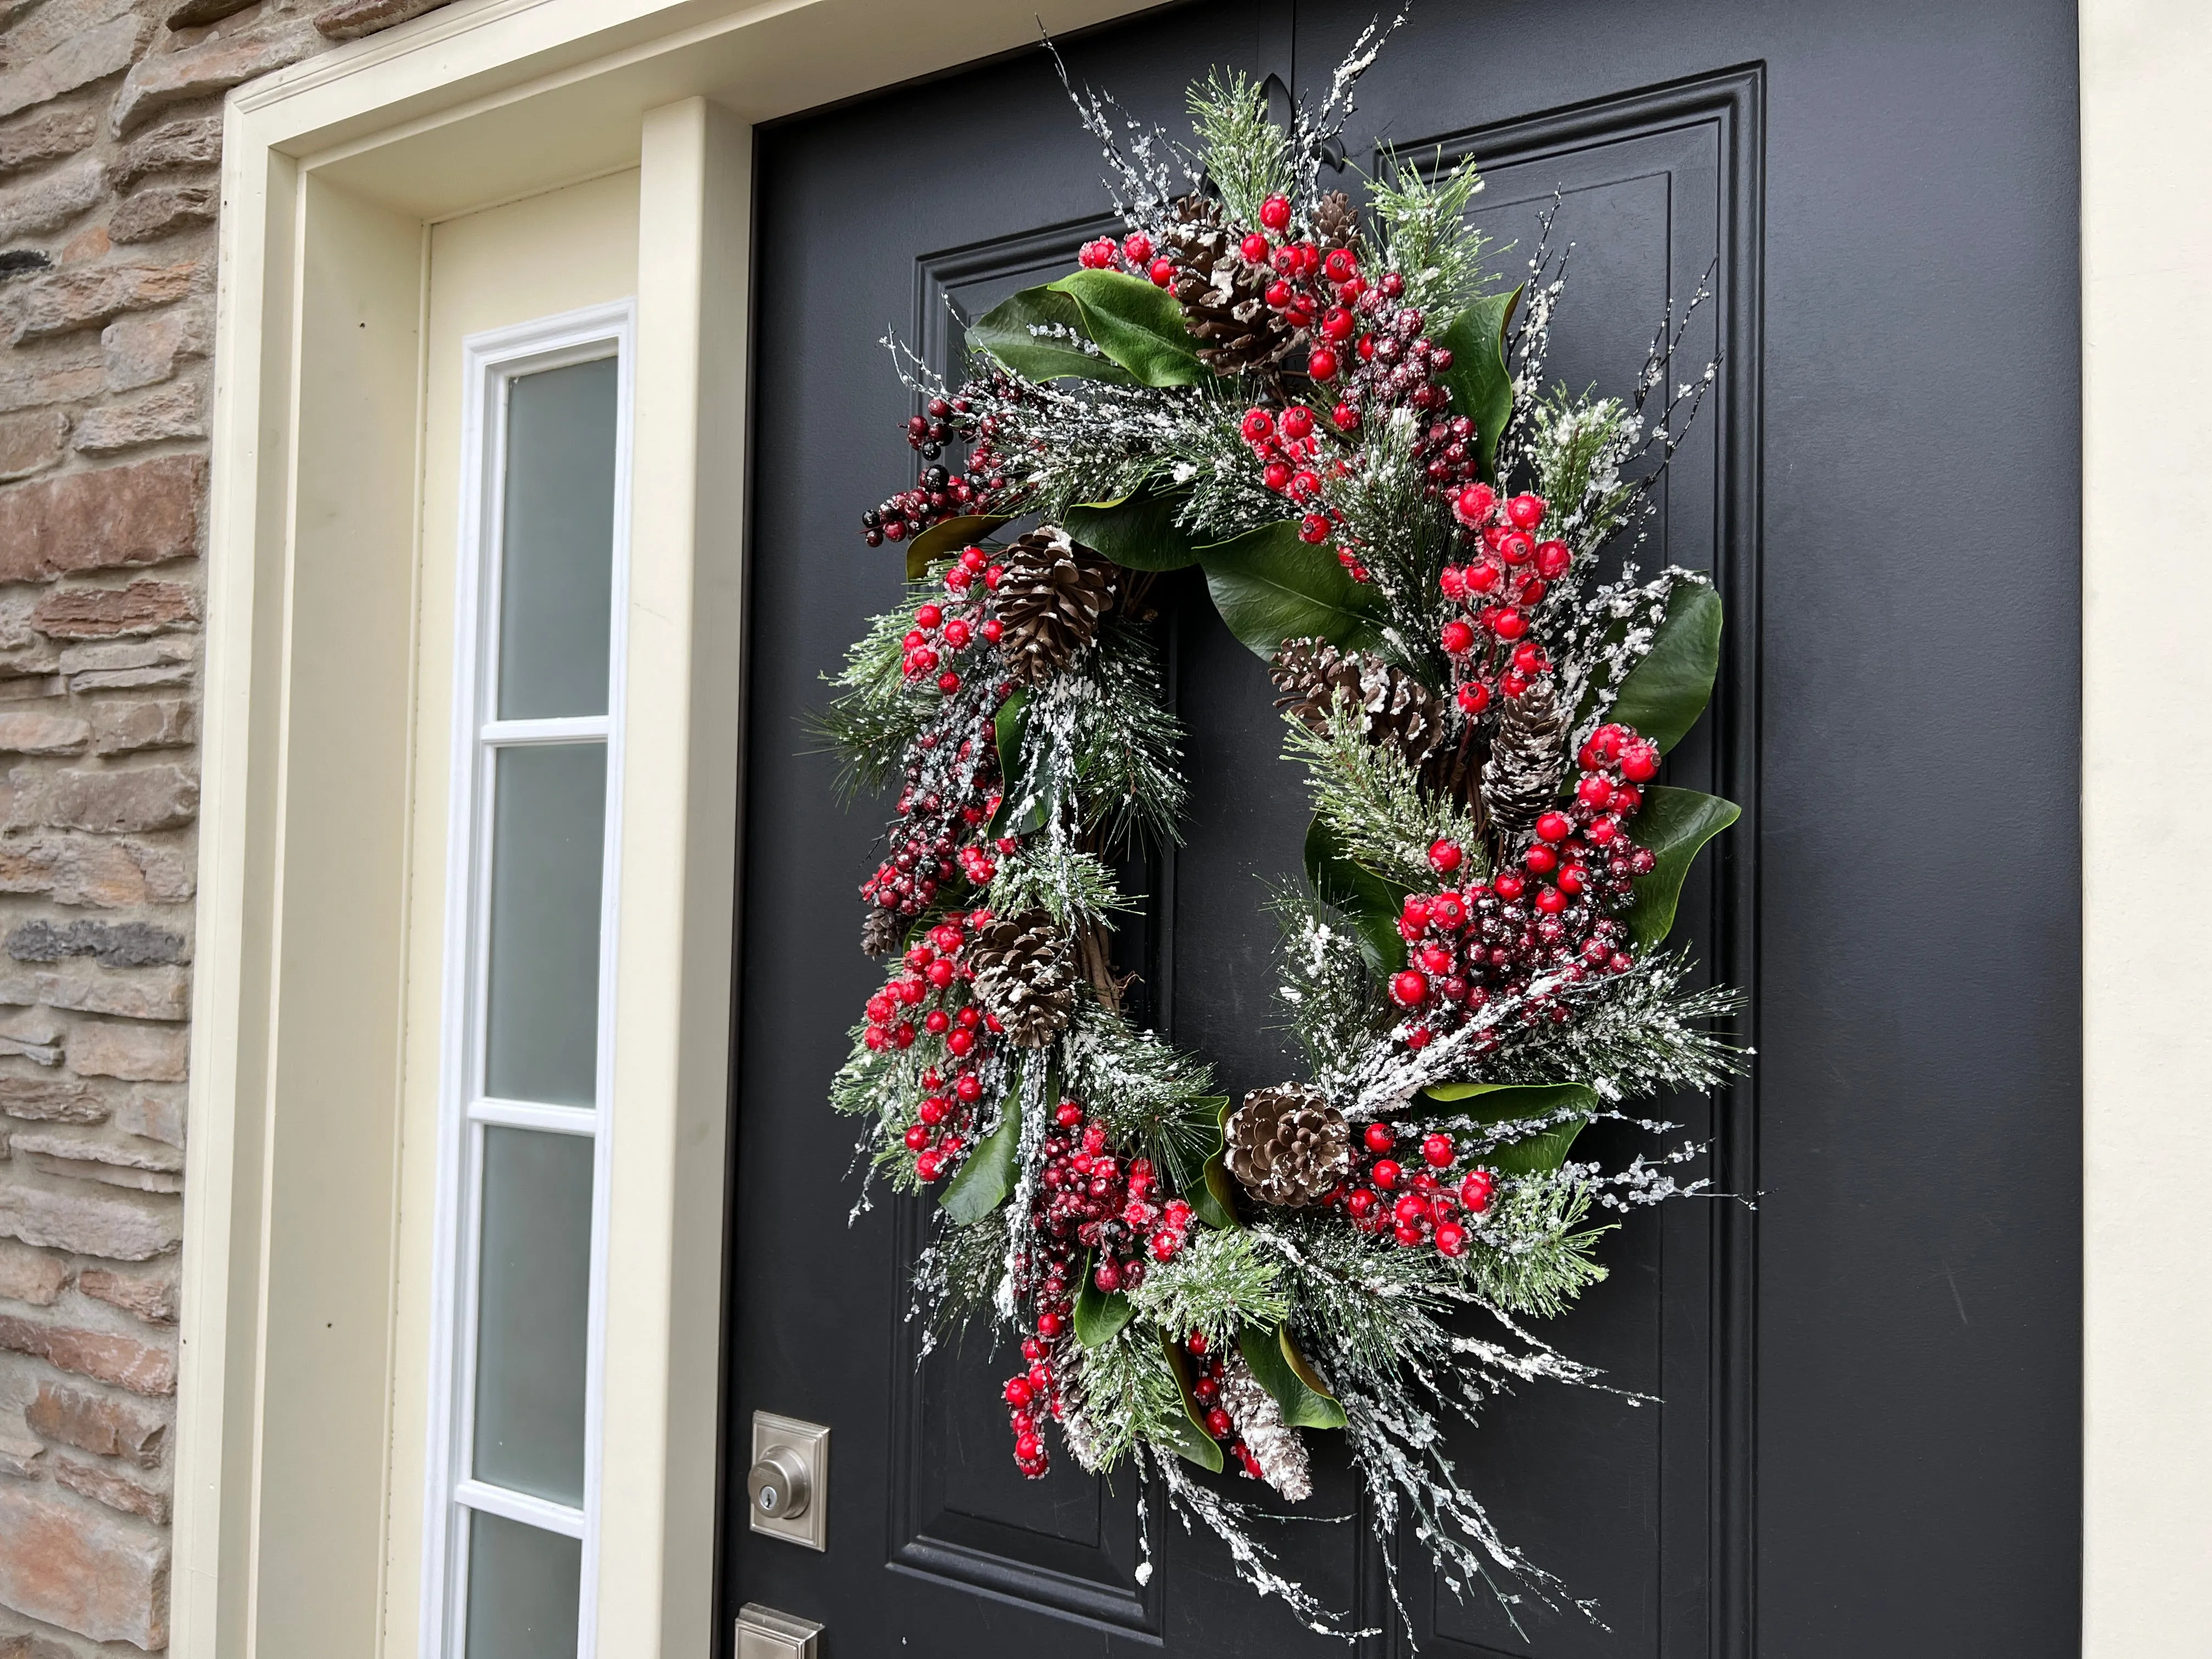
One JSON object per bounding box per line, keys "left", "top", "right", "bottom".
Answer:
{"left": 819, "top": 22, "right": 1741, "bottom": 1636}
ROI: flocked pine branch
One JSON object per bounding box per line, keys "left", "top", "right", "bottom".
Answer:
{"left": 1369, "top": 145, "right": 1498, "bottom": 332}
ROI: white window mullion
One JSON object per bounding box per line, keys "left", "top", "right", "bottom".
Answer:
{"left": 426, "top": 300, "right": 634, "bottom": 1659}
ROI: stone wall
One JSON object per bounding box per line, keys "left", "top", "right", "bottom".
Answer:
{"left": 0, "top": 0, "right": 448, "bottom": 1649}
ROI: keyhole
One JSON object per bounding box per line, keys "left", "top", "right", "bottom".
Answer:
{"left": 759, "top": 1486, "right": 778, "bottom": 1511}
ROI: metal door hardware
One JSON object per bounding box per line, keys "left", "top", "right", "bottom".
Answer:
{"left": 747, "top": 1410, "right": 829, "bottom": 1550}
{"left": 735, "top": 1602, "right": 822, "bottom": 1659}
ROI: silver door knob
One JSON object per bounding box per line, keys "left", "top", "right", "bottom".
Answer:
{"left": 747, "top": 1444, "right": 810, "bottom": 1520}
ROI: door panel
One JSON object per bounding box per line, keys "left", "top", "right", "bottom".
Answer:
{"left": 725, "top": 3, "right": 2079, "bottom": 1655}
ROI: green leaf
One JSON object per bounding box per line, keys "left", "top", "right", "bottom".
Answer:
{"left": 1237, "top": 1323, "right": 1348, "bottom": 1431}
{"left": 1303, "top": 816, "right": 1409, "bottom": 975}
{"left": 1074, "top": 1254, "right": 1135, "bottom": 1348}
{"left": 986, "top": 689, "right": 1039, "bottom": 837}
{"left": 1415, "top": 1080, "right": 1599, "bottom": 1123}
{"left": 1048, "top": 269, "right": 1210, "bottom": 388}
{"left": 1159, "top": 1334, "right": 1226, "bottom": 1471}
{"left": 1196, "top": 520, "right": 1385, "bottom": 661}
{"left": 1063, "top": 487, "right": 1201, "bottom": 572}
{"left": 1434, "top": 285, "right": 1520, "bottom": 482}
{"left": 1606, "top": 582, "right": 1723, "bottom": 753}
{"left": 937, "top": 1092, "right": 1020, "bottom": 1223}
{"left": 902, "top": 513, "right": 1011, "bottom": 582}
{"left": 1490, "top": 1119, "right": 1588, "bottom": 1176}
{"left": 1624, "top": 785, "right": 1740, "bottom": 951}
{"left": 969, "top": 285, "right": 1135, "bottom": 385}
{"left": 1192, "top": 1097, "right": 1242, "bottom": 1230}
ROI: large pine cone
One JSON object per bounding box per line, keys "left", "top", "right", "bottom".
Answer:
{"left": 968, "top": 909, "right": 1078, "bottom": 1048}
{"left": 1481, "top": 674, "right": 1570, "bottom": 837}
{"left": 1270, "top": 637, "right": 1446, "bottom": 769}
{"left": 1164, "top": 195, "right": 1300, "bottom": 375}
{"left": 994, "top": 527, "right": 1114, "bottom": 684}
{"left": 1226, "top": 1084, "right": 1352, "bottom": 1208}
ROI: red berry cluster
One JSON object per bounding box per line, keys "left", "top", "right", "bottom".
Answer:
{"left": 1235, "top": 403, "right": 1367, "bottom": 577}
{"left": 1329, "top": 1122, "right": 1496, "bottom": 1255}
{"left": 861, "top": 913, "right": 1008, "bottom": 1183}
{"left": 1076, "top": 229, "right": 1175, "bottom": 288}
{"left": 1437, "top": 487, "right": 1573, "bottom": 709}
{"left": 861, "top": 375, "right": 1023, "bottom": 548}
{"left": 1181, "top": 1331, "right": 1268, "bottom": 1481}
{"left": 899, "top": 549, "right": 1011, "bottom": 694}
{"left": 1008, "top": 1107, "right": 1195, "bottom": 1477}
{"left": 1388, "top": 727, "right": 1663, "bottom": 1045}
{"left": 1234, "top": 192, "right": 1367, "bottom": 381}
{"left": 1001, "top": 1336, "right": 1063, "bottom": 1478}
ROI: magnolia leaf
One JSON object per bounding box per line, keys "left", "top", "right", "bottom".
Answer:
{"left": 937, "top": 1093, "right": 1020, "bottom": 1222}
{"left": 1197, "top": 521, "right": 1386, "bottom": 659}
{"left": 1606, "top": 582, "right": 1723, "bottom": 753}
{"left": 1238, "top": 1323, "right": 1348, "bottom": 1431}
{"left": 1490, "top": 1119, "right": 1588, "bottom": 1176}
{"left": 1434, "top": 285, "right": 1520, "bottom": 482}
{"left": 1188, "top": 1097, "right": 1242, "bottom": 1230}
{"left": 1159, "top": 1334, "right": 1226, "bottom": 1471}
{"left": 902, "top": 513, "right": 1011, "bottom": 581}
{"left": 1304, "top": 816, "right": 1409, "bottom": 975}
{"left": 1416, "top": 1080, "right": 1599, "bottom": 1123}
{"left": 969, "top": 285, "right": 1135, "bottom": 385}
{"left": 1074, "top": 1254, "right": 1135, "bottom": 1348}
{"left": 1063, "top": 487, "right": 1201, "bottom": 571}
{"left": 985, "top": 689, "right": 1041, "bottom": 839}
{"left": 1625, "top": 786, "right": 1740, "bottom": 951}
{"left": 1049, "top": 269, "right": 1211, "bottom": 387}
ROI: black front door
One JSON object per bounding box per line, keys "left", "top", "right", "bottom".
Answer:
{"left": 724, "top": 3, "right": 2081, "bottom": 1654}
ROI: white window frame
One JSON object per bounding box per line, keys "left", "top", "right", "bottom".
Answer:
{"left": 422, "top": 299, "right": 637, "bottom": 1659}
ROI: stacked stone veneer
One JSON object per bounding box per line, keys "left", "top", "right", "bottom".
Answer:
{"left": 0, "top": 0, "right": 451, "bottom": 1650}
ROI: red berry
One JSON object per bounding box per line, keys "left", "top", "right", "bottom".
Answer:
{"left": 1239, "top": 230, "right": 1271, "bottom": 262}
{"left": 904, "top": 1124, "right": 930, "bottom": 1150}
{"left": 1331, "top": 400, "right": 1359, "bottom": 430}
{"left": 1265, "top": 278, "right": 1295, "bottom": 308}
{"left": 1492, "top": 608, "right": 1528, "bottom": 640}
{"left": 1149, "top": 257, "right": 1176, "bottom": 286}
{"left": 1455, "top": 483, "right": 1496, "bottom": 523}
{"left": 1093, "top": 1260, "right": 1122, "bottom": 1294}
{"left": 1456, "top": 682, "right": 1491, "bottom": 714}
{"left": 1004, "top": 1376, "right": 1033, "bottom": 1406}
{"left": 1534, "top": 539, "right": 1572, "bottom": 578}
{"left": 1523, "top": 843, "right": 1558, "bottom": 875}
{"left": 1346, "top": 1188, "right": 1377, "bottom": 1219}
{"left": 1122, "top": 233, "right": 1153, "bottom": 265}
{"left": 1280, "top": 405, "right": 1315, "bottom": 440}
{"left": 1621, "top": 742, "right": 1660, "bottom": 782}
{"left": 1321, "top": 306, "right": 1355, "bottom": 342}
{"left": 1036, "top": 1311, "right": 1063, "bottom": 1337}
{"left": 1372, "top": 1159, "right": 1402, "bottom": 1190}
{"left": 1390, "top": 969, "right": 1430, "bottom": 1007}
{"left": 1393, "top": 1222, "right": 1424, "bottom": 1248}
{"left": 1299, "top": 514, "right": 1331, "bottom": 544}
{"left": 1434, "top": 1221, "right": 1468, "bottom": 1257}
{"left": 1422, "top": 1132, "right": 1454, "bottom": 1168}
{"left": 1259, "top": 194, "right": 1292, "bottom": 232}
{"left": 1578, "top": 775, "right": 1615, "bottom": 808}
{"left": 1459, "top": 1171, "right": 1494, "bottom": 1212}
{"left": 1323, "top": 247, "right": 1357, "bottom": 283}
{"left": 1364, "top": 1122, "right": 1395, "bottom": 1154}
{"left": 1241, "top": 408, "right": 1274, "bottom": 441}
{"left": 1534, "top": 885, "right": 1567, "bottom": 915}
{"left": 1505, "top": 493, "right": 1547, "bottom": 529}
{"left": 1535, "top": 811, "right": 1573, "bottom": 843}
{"left": 915, "top": 1152, "right": 943, "bottom": 1181}
{"left": 1306, "top": 346, "right": 1339, "bottom": 380}
{"left": 1205, "top": 1406, "right": 1235, "bottom": 1437}
{"left": 915, "top": 603, "right": 943, "bottom": 629}
{"left": 1441, "top": 619, "right": 1476, "bottom": 655}
{"left": 1427, "top": 838, "right": 1464, "bottom": 874}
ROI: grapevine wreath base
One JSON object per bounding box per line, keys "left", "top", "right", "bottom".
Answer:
{"left": 818, "top": 20, "right": 1742, "bottom": 1639}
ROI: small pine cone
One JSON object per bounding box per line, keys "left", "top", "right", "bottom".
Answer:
{"left": 994, "top": 526, "right": 1115, "bottom": 684}
{"left": 1269, "top": 636, "right": 1446, "bottom": 769}
{"left": 860, "top": 905, "right": 905, "bottom": 958}
{"left": 1226, "top": 1083, "right": 1352, "bottom": 1208}
{"left": 968, "top": 908, "right": 1079, "bottom": 1047}
{"left": 1481, "top": 674, "right": 1570, "bottom": 837}
{"left": 1216, "top": 1344, "right": 1313, "bottom": 1502}
{"left": 1310, "top": 189, "right": 1360, "bottom": 252}
{"left": 1164, "top": 194, "right": 1301, "bottom": 374}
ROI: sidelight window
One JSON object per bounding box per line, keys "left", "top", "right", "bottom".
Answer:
{"left": 425, "top": 303, "right": 634, "bottom": 1659}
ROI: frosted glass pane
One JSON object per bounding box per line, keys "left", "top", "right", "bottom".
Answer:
{"left": 497, "top": 357, "right": 617, "bottom": 720}
{"left": 465, "top": 1511, "right": 580, "bottom": 1659}
{"left": 484, "top": 743, "right": 605, "bottom": 1107}
{"left": 473, "top": 1126, "right": 592, "bottom": 1504}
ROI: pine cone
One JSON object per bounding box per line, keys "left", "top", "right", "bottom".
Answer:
{"left": 1216, "top": 1343, "right": 1313, "bottom": 1500}
{"left": 994, "top": 526, "right": 1114, "bottom": 684}
{"left": 1226, "top": 1084, "right": 1351, "bottom": 1207}
{"left": 968, "top": 909, "right": 1079, "bottom": 1047}
{"left": 1480, "top": 674, "right": 1570, "bottom": 837}
{"left": 1270, "top": 637, "right": 1446, "bottom": 769}
{"left": 1310, "top": 189, "right": 1360, "bottom": 252}
{"left": 1164, "top": 195, "right": 1300, "bottom": 374}
{"left": 860, "top": 905, "right": 905, "bottom": 958}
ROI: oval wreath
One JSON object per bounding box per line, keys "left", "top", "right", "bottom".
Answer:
{"left": 818, "top": 22, "right": 1742, "bottom": 1637}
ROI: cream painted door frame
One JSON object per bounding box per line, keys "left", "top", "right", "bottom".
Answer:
{"left": 182, "top": 1, "right": 2208, "bottom": 1655}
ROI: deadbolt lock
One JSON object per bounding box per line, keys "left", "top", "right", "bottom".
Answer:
{"left": 747, "top": 1411, "right": 829, "bottom": 1550}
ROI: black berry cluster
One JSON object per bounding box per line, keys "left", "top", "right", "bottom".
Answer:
{"left": 861, "top": 379, "right": 1024, "bottom": 548}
